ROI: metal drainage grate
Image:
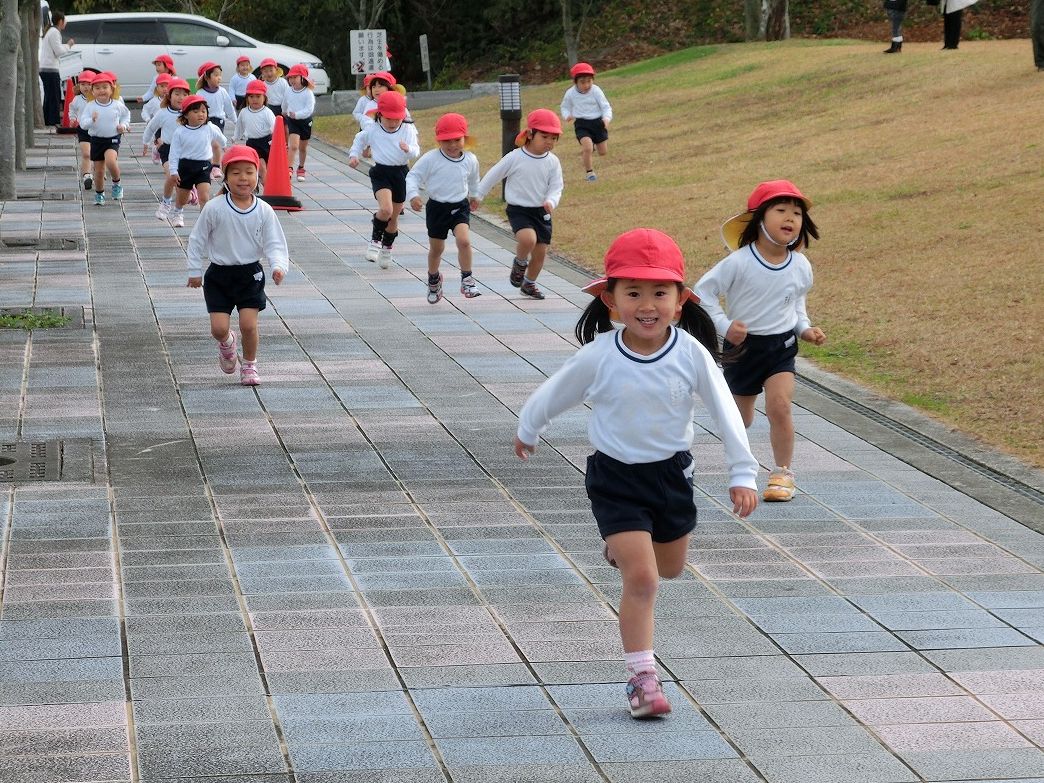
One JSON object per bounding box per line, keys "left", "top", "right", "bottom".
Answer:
{"left": 0, "top": 441, "right": 61, "bottom": 482}
{"left": 16, "top": 191, "right": 70, "bottom": 201}
{"left": 1, "top": 236, "right": 83, "bottom": 251}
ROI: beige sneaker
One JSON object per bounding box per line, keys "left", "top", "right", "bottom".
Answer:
{"left": 763, "top": 467, "right": 796, "bottom": 502}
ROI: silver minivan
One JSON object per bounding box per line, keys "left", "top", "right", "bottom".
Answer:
{"left": 62, "top": 12, "right": 329, "bottom": 96}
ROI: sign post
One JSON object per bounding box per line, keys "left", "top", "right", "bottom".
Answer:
{"left": 419, "top": 34, "right": 432, "bottom": 90}
{"left": 349, "top": 29, "right": 388, "bottom": 75}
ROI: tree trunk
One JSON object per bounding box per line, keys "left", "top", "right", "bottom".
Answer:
{"left": 561, "top": 0, "right": 578, "bottom": 66}
{"left": 28, "top": 0, "right": 41, "bottom": 126}
{"left": 744, "top": 0, "right": 760, "bottom": 40}
{"left": 747, "top": 0, "right": 790, "bottom": 41}
{"left": 0, "top": 0, "right": 17, "bottom": 198}
{"left": 20, "top": 7, "right": 34, "bottom": 149}
{"left": 15, "top": 26, "right": 25, "bottom": 170}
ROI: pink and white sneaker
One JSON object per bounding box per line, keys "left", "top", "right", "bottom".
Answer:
{"left": 218, "top": 332, "right": 238, "bottom": 374}
{"left": 239, "top": 360, "right": 260, "bottom": 386}
{"left": 627, "top": 671, "right": 671, "bottom": 718}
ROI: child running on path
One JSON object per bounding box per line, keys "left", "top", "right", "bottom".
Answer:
{"left": 196, "top": 61, "right": 237, "bottom": 178}
{"left": 167, "top": 95, "right": 227, "bottom": 227}
{"left": 474, "top": 109, "right": 564, "bottom": 300}
{"left": 348, "top": 90, "right": 420, "bottom": 269}
{"left": 187, "top": 145, "right": 289, "bottom": 386}
{"left": 233, "top": 80, "right": 275, "bottom": 187}
{"left": 230, "top": 55, "right": 257, "bottom": 111}
{"left": 140, "top": 54, "right": 175, "bottom": 104}
{"left": 694, "top": 180, "right": 826, "bottom": 502}
{"left": 78, "top": 71, "right": 131, "bottom": 206}
{"left": 284, "top": 64, "right": 316, "bottom": 181}
{"left": 406, "top": 113, "right": 482, "bottom": 303}
{"left": 70, "top": 71, "right": 94, "bottom": 191}
{"left": 142, "top": 77, "right": 193, "bottom": 221}
{"left": 258, "top": 58, "right": 289, "bottom": 118}
{"left": 560, "top": 62, "right": 612, "bottom": 182}
{"left": 141, "top": 73, "right": 171, "bottom": 124}
{"left": 515, "top": 228, "right": 758, "bottom": 718}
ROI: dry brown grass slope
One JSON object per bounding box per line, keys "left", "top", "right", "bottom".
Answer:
{"left": 316, "top": 39, "right": 1044, "bottom": 467}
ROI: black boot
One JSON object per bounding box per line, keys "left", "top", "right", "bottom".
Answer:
{"left": 884, "top": 40, "right": 903, "bottom": 54}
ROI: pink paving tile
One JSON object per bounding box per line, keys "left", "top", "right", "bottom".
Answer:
{"left": 819, "top": 674, "right": 966, "bottom": 700}
{"left": 875, "top": 721, "right": 1033, "bottom": 752}
{"left": 916, "top": 558, "right": 1038, "bottom": 576}
{"left": 950, "top": 669, "right": 1044, "bottom": 694}
{"left": 1012, "top": 720, "right": 1044, "bottom": 746}
{"left": 979, "top": 693, "right": 1044, "bottom": 720}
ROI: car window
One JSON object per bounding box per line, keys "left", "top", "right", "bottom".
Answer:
{"left": 63, "top": 19, "right": 101, "bottom": 44}
{"left": 163, "top": 20, "right": 251, "bottom": 47}
{"left": 96, "top": 19, "right": 165, "bottom": 45}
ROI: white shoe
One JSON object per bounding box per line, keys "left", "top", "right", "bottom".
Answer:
{"left": 378, "top": 246, "right": 392, "bottom": 269}
{"left": 170, "top": 210, "right": 185, "bottom": 228}
{"left": 154, "top": 202, "right": 170, "bottom": 220}
{"left": 365, "top": 240, "right": 381, "bottom": 263}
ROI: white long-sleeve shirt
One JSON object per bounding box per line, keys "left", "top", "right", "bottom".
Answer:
{"left": 78, "top": 99, "right": 131, "bottom": 138}
{"left": 229, "top": 72, "right": 257, "bottom": 98}
{"left": 142, "top": 107, "right": 182, "bottom": 147}
{"left": 348, "top": 121, "right": 420, "bottom": 166}
{"left": 234, "top": 106, "right": 276, "bottom": 141}
{"left": 69, "top": 94, "right": 89, "bottom": 127}
{"left": 694, "top": 245, "right": 815, "bottom": 338}
{"left": 560, "top": 84, "right": 613, "bottom": 122}
{"left": 261, "top": 77, "right": 289, "bottom": 107}
{"left": 39, "top": 26, "right": 70, "bottom": 70}
{"left": 284, "top": 87, "right": 315, "bottom": 119}
{"left": 141, "top": 96, "right": 161, "bottom": 123}
{"left": 476, "top": 147, "right": 563, "bottom": 209}
{"left": 352, "top": 96, "right": 373, "bottom": 128}
{"left": 198, "top": 86, "right": 236, "bottom": 124}
{"left": 140, "top": 74, "right": 160, "bottom": 103}
{"left": 405, "top": 149, "right": 479, "bottom": 203}
{"left": 517, "top": 327, "right": 758, "bottom": 488}
{"left": 168, "top": 122, "right": 226, "bottom": 171}
{"left": 186, "top": 193, "right": 289, "bottom": 278}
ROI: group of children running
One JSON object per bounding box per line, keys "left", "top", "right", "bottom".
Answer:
{"left": 64, "top": 55, "right": 827, "bottom": 722}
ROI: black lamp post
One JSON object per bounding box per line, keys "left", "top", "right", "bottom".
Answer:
{"left": 498, "top": 74, "right": 521, "bottom": 199}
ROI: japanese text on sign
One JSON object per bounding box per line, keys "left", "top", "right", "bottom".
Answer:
{"left": 349, "top": 29, "right": 388, "bottom": 75}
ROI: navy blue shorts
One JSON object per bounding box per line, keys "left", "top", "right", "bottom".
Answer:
{"left": 269, "top": 104, "right": 282, "bottom": 117}
{"left": 158, "top": 143, "right": 171, "bottom": 165}
{"left": 203, "top": 261, "right": 267, "bottom": 314}
{"left": 76, "top": 128, "right": 91, "bottom": 144}
{"left": 89, "top": 136, "right": 120, "bottom": 162}
{"left": 208, "top": 117, "right": 226, "bottom": 131}
{"left": 723, "top": 330, "right": 799, "bottom": 396}
{"left": 370, "top": 163, "right": 408, "bottom": 203}
{"left": 245, "top": 135, "right": 272, "bottom": 163}
{"left": 425, "top": 198, "right": 470, "bottom": 240}
{"left": 574, "top": 117, "right": 608, "bottom": 145}
{"left": 585, "top": 450, "right": 697, "bottom": 543}
{"left": 285, "top": 116, "right": 312, "bottom": 140}
{"left": 176, "top": 158, "right": 212, "bottom": 190}
{"left": 506, "top": 204, "right": 552, "bottom": 245}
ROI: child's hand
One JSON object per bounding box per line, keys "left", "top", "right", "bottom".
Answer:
{"left": 288, "top": 111, "right": 295, "bottom": 119}
{"left": 801, "top": 326, "right": 826, "bottom": 346}
{"left": 348, "top": 157, "right": 359, "bottom": 169}
{"left": 543, "top": 201, "right": 554, "bottom": 214}
{"left": 91, "top": 112, "right": 98, "bottom": 122}
{"left": 725, "top": 320, "right": 748, "bottom": 345}
{"left": 142, "top": 147, "right": 148, "bottom": 156}
{"left": 468, "top": 197, "right": 479, "bottom": 211}
{"left": 409, "top": 197, "right": 422, "bottom": 212}
{"left": 272, "top": 269, "right": 285, "bottom": 285}
{"left": 398, "top": 141, "right": 410, "bottom": 152}
{"left": 187, "top": 276, "right": 202, "bottom": 288}
{"left": 514, "top": 437, "right": 535, "bottom": 461}
{"left": 729, "top": 486, "right": 757, "bottom": 518}
{"left": 565, "top": 115, "right": 574, "bottom": 123}
{"left": 172, "top": 174, "right": 181, "bottom": 185}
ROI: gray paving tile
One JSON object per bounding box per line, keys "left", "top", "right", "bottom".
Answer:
{"left": 437, "top": 735, "right": 587, "bottom": 766}
{"left": 289, "top": 741, "right": 438, "bottom": 772}
{"left": 602, "top": 758, "right": 762, "bottom": 783}
{"left": 448, "top": 764, "right": 601, "bottom": 783}
{"left": 899, "top": 748, "right": 1044, "bottom": 780}
{"left": 749, "top": 751, "right": 918, "bottom": 783}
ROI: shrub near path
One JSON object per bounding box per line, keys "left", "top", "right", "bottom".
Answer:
{"left": 316, "top": 39, "right": 1044, "bottom": 468}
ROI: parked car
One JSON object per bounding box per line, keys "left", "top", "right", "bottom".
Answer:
{"left": 62, "top": 12, "right": 329, "bottom": 97}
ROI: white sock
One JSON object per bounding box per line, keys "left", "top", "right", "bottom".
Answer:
{"left": 625, "top": 649, "right": 656, "bottom": 677}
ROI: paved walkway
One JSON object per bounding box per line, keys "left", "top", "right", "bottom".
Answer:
{"left": 1, "top": 130, "right": 1043, "bottom": 783}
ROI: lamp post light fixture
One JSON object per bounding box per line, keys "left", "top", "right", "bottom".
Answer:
{"left": 498, "top": 74, "right": 521, "bottom": 200}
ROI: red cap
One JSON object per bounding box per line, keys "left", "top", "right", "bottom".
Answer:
{"left": 221, "top": 144, "right": 260, "bottom": 171}
{"left": 236, "top": 55, "right": 251, "bottom": 65}
{"left": 721, "top": 179, "right": 812, "bottom": 251}
{"left": 434, "top": 113, "right": 469, "bottom": 141}
{"left": 152, "top": 54, "right": 174, "bottom": 67}
{"left": 376, "top": 90, "right": 407, "bottom": 120}
{"left": 368, "top": 70, "right": 396, "bottom": 87}
{"left": 287, "top": 64, "right": 309, "bottom": 79}
{"left": 515, "top": 108, "right": 562, "bottom": 145}
{"left": 76, "top": 70, "right": 95, "bottom": 83}
{"left": 91, "top": 71, "right": 116, "bottom": 86}
{"left": 180, "top": 95, "right": 208, "bottom": 113}
{"left": 581, "top": 229, "right": 699, "bottom": 304}
{"left": 155, "top": 73, "right": 173, "bottom": 87}
{"left": 166, "top": 78, "right": 191, "bottom": 93}
{"left": 197, "top": 61, "right": 220, "bottom": 78}
{"left": 259, "top": 57, "right": 278, "bottom": 69}
{"left": 245, "top": 80, "right": 267, "bottom": 96}
{"left": 570, "top": 62, "right": 595, "bottom": 78}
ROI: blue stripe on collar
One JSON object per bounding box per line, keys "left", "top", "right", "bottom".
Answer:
{"left": 614, "top": 326, "right": 678, "bottom": 363}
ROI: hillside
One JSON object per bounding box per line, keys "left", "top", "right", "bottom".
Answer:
{"left": 316, "top": 39, "right": 1044, "bottom": 467}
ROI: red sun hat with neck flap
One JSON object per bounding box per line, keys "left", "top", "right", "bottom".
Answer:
{"left": 368, "top": 70, "right": 396, "bottom": 87}
{"left": 197, "top": 61, "right": 220, "bottom": 78}
{"left": 259, "top": 58, "right": 278, "bottom": 69}
{"left": 721, "top": 179, "right": 812, "bottom": 251}
{"left": 221, "top": 144, "right": 260, "bottom": 171}
{"left": 180, "top": 95, "right": 208, "bottom": 113}
{"left": 434, "top": 113, "right": 471, "bottom": 141}
{"left": 91, "top": 71, "right": 116, "bottom": 86}
{"left": 245, "top": 80, "right": 267, "bottom": 96}
{"left": 152, "top": 54, "right": 174, "bottom": 67}
{"left": 582, "top": 228, "right": 700, "bottom": 304}
{"left": 570, "top": 62, "right": 595, "bottom": 78}
{"left": 166, "top": 78, "right": 191, "bottom": 93}
{"left": 155, "top": 73, "right": 173, "bottom": 86}
{"left": 375, "top": 90, "right": 407, "bottom": 120}
{"left": 514, "top": 108, "right": 562, "bottom": 146}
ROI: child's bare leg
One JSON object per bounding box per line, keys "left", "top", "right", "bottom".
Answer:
{"left": 289, "top": 133, "right": 300, "bottom": 169}
{"left": 258, "top": 159, "right": 267, "bottom": 187}
{"left": 174, "top": 186, "right": 190, "bottom": 209}
{"left": 763, "top": 371, "right": 796, "bottom": 468}
{"left": 105, "top": 149, "right": 120, "bottom": 182}
{"left": 298, "top": 139, "right": 308, "bottom": 168}
{"left": 514, "top": 228, "right": 537, "bottom": 264}
{"left": 427, "top": 237, "right": 446, "bottom": 276}
{"left": 527, "top": 242, "right": 549, "bottom": 280}
{"left": 606, "top": 531, "right": 660, "bottom": 653}
{"left": 580, "top": 136, "right": 594, "bottom": 172}
{"left": 93, "top": 160, "right": 105, "bottom": 190}
{"left": 238, "top": 308, "right": 259, "bottom": 362}
{"left": 453, "top": 223, "right": 473, "bottom": 273}
{"left": 163, "top": 167, "right": 175, "bottom": 200}
{"left": 196, "top": 183, "right": 211, "bottom": 206}
{"left": 733, "top": 394, "right": 757, "bottom": 429}
{"left": 595, "top": 140, "right": 609, "bottom": 158}
{"left": 209, "top": 312, "right": 232, "bottom": 343}
{"left": 374, "top": 189, "right": 394, "bottom": 223}
{"left": 79, "top": 143, "right": 90, "bottom": 175}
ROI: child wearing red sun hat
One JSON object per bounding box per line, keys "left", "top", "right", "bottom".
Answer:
{"left": 561, "top": 62, "right": 613, "bottom": 182}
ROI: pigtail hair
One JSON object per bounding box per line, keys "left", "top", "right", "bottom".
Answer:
{"left": 575, "top": 297, "right": 614, "bottom": 345}
{"left": 675, "top": 300, "right": 724, "bottom": 361}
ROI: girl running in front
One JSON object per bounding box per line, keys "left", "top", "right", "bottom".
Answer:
{"left": 348, "top": 90, "right": 420, "bottom": 269}
{"left": 515, "top": 228, "right": 758, "bottom": 718}
{"left": 70, "top": 71, "right": 94, "bottom": 192}
{"left": 77, "top": 71, "right": 131, "bottom": 206}
{"left": 166, "top": 95, "right": 227, "bottom": 227}
{"left": 560, "top": 62, "right": 613, "bottom": 182}
{"left": 258, "top": 58, "right": 289, "bottom": 118}
{"left": 143, "top": 77, "right": 192, "bottom": 221}
{"left": 196, "top": 61, "right": 237, "bottom": 178}
{"left": 233, "top": 80, "right": 275, "bottom": 187}
{"left": 474, "top": 109, "right": 564, "bottom": 300}
{"left": 229, "top": 55, "right": 257, "bottom": 111}
{"left": 284, "top": 64, "right": 316, "bottom": 180}
{"left": 187, "top": 145, "right": 289, "bottom": 387}
{"left": 694, "top": 180, "right": 826, "bottom": 503}
{"left": 405, "top": 113, "right": 482, "bottom": 303}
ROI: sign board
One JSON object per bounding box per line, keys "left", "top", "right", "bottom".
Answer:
{"left": 349, "top": 29, "right": 387, "bottom": 75}
{"left": 419, "top": 34, "right": 430, "bottom": 73}
{"left": 58, "top": 50, "right": 82, "bottom": 80}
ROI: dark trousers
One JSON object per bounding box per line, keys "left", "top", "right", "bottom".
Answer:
{"left": 943, "top": 9, "right": 963, "bottom": 49}
{"left": 1032, "top": 0, "right": 1044, "bottom": 67}
{"left": 41, "top": 70, "right": 62, "bottom": 126}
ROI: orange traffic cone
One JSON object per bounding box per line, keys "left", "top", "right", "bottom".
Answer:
{"left": 258, "top": 116, "right": 302, "bottom": 211}
{"left": 56, "top": 78, "right": 78, "bottom": 135}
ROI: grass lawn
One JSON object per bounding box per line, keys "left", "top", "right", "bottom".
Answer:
{"left": 315, "top": 39, "right": 1044, "bottom": 468}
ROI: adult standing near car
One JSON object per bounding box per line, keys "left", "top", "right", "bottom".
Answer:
{"left": 939, "top": 0, "right": 978, "bottom": 50}
{"left": 882, "top": 0, "right": 906, "bottom": 53}
{"left": 39, "top": 10, "right": 74, "bottom": 127}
